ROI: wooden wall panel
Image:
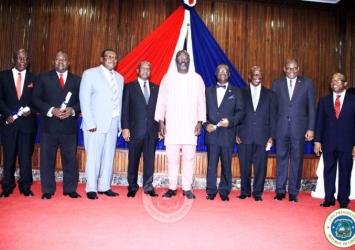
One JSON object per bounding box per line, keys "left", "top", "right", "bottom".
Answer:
{"left": 0, "top": 0, "right": 353, "bottom": 99}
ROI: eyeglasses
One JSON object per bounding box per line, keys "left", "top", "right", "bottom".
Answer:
{"left": 104, "top": 55, "right": 117, "bottom": 60}
{"left": 285, "top": 67, "right": 298, "bottom": 72}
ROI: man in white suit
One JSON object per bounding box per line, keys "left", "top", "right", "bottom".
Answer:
{"left": 79, "top": 49, "right": 124, "bottom": 200}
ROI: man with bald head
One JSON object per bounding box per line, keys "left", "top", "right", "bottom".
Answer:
{"left": 122, "top": 61, "right": 159, "bottom": 198}
{"left": 272, "top": 59, "right": 315, "bottom": 202}
{"left": 32, "top": 51, "right": 81, "bottom": 199}
{"left": 204, "top": 64, "right": 244, "bottom": 201}
{"left": 0, "top": 49, "right": 37, "bottom": 197}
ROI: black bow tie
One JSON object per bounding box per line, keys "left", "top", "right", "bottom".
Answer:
{"left": 217, "top": 84, "right": 226, "bottom": 89}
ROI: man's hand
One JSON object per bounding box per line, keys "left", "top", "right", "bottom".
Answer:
{"left": 89, "top": 128, "right": 97, "bottom": 132}
{"left": 122, "top": 129, "right": 130, "bottom": 142}
{"left": 206, "top": 124, "right": 216, "bottom": 133}
{"left": 52, "top": 108, "right": 63, "bottom": 119}
{"left": 60, "top": 107, "right": 74, "bottom": 119}
{"left": 314, "top": 142, "right": 322, "bottom": 156}
{"left": 352, "top": 146, "right": 355, "bottom": 159}
{"left": 305, "top": 130, "right": 314, "bottom": 141}
{"left": 218, "top": 118, "right": 229, "bottom": 128}
{"left": 159, "top": 120, "right": 166, "bottom": 138}
{"left": 236, "top": 136, "right": 242, "bottom": 144}
{"left": 6, "top": 116, "right": 15, "bottom": 124}
{"left": 266, "top": 137, "right": 273, "bottom": 147}
{"left": 22, "top": 110, "right": 31, "bottom": 117}
{"left": 194, "top": 122, "right": 202, "bottom": 136}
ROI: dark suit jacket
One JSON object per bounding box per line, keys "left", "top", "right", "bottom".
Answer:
{"left": 237, "top": 86, "right": 277, "bottom": 145}
{"left": 315, "top": 92, "right": 355, "bottom": 152}
{"left": 271, "top": 76, "right": 316, "bottom": 139}
{"left": 204, "top": 84, "right": 245, "bottom": 146}
{"left": 0, "top": 69, "right": 37, "bottom": 133}
{"left": 121, "top": 80, "right": 159, "bottom": 140}
{"left": 32, "top": 70, "right": 81, "bottom": 134}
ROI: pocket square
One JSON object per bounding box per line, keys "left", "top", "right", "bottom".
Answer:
{"left": 27, "top": 83, "right": 34, "bottom": 88}
{"left": 227, "top": 94, "right": 235, "bottom": 100}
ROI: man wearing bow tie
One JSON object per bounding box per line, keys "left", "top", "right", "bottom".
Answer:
{"left": 0, "top": 49, "right": 37, "bottom": 197}
{"left": 314, "top": 73, "right": 355, "bottom": 209}
{"left": 272, "top": 59, "right": 316, "bottom": 202}
{"left": 204, "top": 64, "right": 244, "bottom": 201}
{"left": 32, "top": 51, "right": 81, "bottom": 200}
{"left": 122, "top": 61, "right": 159, "bottom": 198}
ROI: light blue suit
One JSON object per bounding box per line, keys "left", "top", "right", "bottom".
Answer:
{"left": 79, "top": 65, "right": 124, "bottom": 192}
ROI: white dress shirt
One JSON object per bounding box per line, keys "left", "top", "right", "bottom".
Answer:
{"left": 286, "top": 77, "right": 297, "bottom": 99}
{"left": 138, "top": 77, "right": 150, "bottom": 96}
{"left": 250, "top": 84, "right": 261, "bottom": 111}
{"left": 217, "top": 82, "right": 228, "bottom": 107}
{"left": 12, "top": 68, "right": 26, "bottom": 96}
{"left": 333, "top": 90, "right": 346, "bottom": 111}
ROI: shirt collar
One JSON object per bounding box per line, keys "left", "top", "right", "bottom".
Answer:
{"left": 138, "top": 77, "right": 149, "bottom": 86}
{"left": 333, "top": 90, "right": 346, "bottom": 99}
{"left": 12, "top": 68, "right": 26, "bottom": 75}
{"left": 217, "top": 82, "right": 228, "bottom": 88}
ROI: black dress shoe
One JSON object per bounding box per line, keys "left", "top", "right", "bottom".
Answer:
{"left": 87, "top": 192, "right": 98, "bottom": 200}
{"left": 183, "top": 190, "right": 196, "bottom": 199}
{"left": 162, "top": 189, "right": 177, "bottom": 198}
{"left": 0, "top": 192, "right": 11, "bottom": 198}
{"left": 206, "top": 194, "right": 216, "bottom": 200}
{"left": 289, "top": 194, "right": 298, "bottom": 202}
{"left": 274, "top": 193, "right": 286, "bottom": 200}
{"left": 340, "top": 204, "right": 349, "bottom": 209}
{"left": 127, "top": 190, "right": 137, "bottom": 198}
{"left": 20, "top": 190, "right": 34, "bottom": 197}
{"left": 98, "top": 189, "right": 119, "bottom": 197}
{"left": 63, "top": 192, "right": 81, "bottom": 198}
{"left": 254, "top": 196, "right": 263, "bottom": 202}
{"left": 237, "top": 194, "right": 251, "bottom": 199}
{"left": 220, "top": 194, "right": 230, "bottom": 201}
{"left": 144, "top": 190, "right": 159, "bottom": 197}
{"left": 41, "top": 193, "right": 52, "bottom": 200}
{"left": 320, "top": 200, "right": 336, "bottom": 207}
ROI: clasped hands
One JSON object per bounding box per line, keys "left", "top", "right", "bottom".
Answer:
{"left": 52, "top": 107, "right": 73, "bottom": 120}
{"left": 158, "top": 120, "right": 203, "bottom": 139}
{"left": 206, "top": 118, "right": 229, "bottom": 133}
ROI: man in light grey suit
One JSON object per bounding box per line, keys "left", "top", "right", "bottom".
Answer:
{"left": 79, "top": 49, "right": 124, "bottom": 200}
{"left": 272, "top": 59, "right": 315, "bottom": 202}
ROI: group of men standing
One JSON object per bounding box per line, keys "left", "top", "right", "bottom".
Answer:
{"left": 0, "top": 48, "right": 353, "bottom": 209}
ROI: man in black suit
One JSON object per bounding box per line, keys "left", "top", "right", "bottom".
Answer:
{"left": 272, "top": 59, "right": 316, "bottom": 202}
{"left": 32, "top": 51, "right": 81, "bottom": 199}
{"left": 314, "top": 73, "right": 355, "bottom": 209}
{"left": 236, "top": 66, "right": 276, "bottom": 201}
{"left": 204, "top": 64, "right": 244, "bottom": 201}
{"left": 122, "top": 61, "right": 159, "bottom": 198}
{"left": 0, "top": 49, "right": 36, "bottom": 197}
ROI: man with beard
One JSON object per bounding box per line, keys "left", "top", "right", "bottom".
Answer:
{"left": 122, "top": 61, "right": 159, "bottom": 198}
{"left": 315, "top": 73, "right": 355, "bottom": 209}
{"left": 0, "top": 49, "right": 37, "bottom": 197}
{"left": 204, "top": 64, "right": 244, "bottom": 201}
{"left": 155, "top": 50, "right": 206, "bottom": 199}
{"left": 236, "top": 66, "right": 276, "bottom": 202}
{"left": 32, "top": 51, "right": 81, "bottom": 199}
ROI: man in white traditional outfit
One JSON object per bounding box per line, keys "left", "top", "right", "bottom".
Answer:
{"left": 155, "top": 50, "right": 206, "bottom": 199}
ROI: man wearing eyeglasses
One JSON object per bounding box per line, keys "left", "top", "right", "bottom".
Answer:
{"left": 271, "top": 59, "right": 316, "bottom": 202}
{"left": 79, "top": 49, "right": 124, "bottom": 200}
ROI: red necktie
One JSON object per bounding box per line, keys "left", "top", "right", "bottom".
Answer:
{"left": 334, "top": 95, "right": 341, "bottom": 119}
{"left": 59, "top": 74, "right": 65, "bottom": 88}
{"left": 16, "top": 72, "right": 22, "bottom": 100}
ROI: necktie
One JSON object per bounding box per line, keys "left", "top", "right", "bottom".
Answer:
{"left": 334, "top": 95, "right": 341, "bottom": 119}
{"left": 110, "top": 71, "right": 119, "bottom": 111}
{"left": 143, "top": 81, "right": 149, "bottom": 104}
{"left": 288, "top": 79, "right": 293, "bottom": 100}
{"left": 16, "top": 72, "right": 22, "bottom": 100}
{"left": 59, "top": 74, "right": 65, "bottom": 88}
